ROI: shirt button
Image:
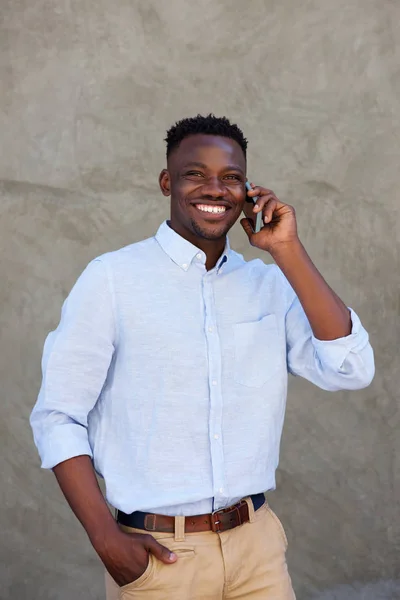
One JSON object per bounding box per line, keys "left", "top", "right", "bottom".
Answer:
{"left": 212, "top": 380, "right": 217, "bottom": 386}
{"left": 214, "top": 434, "right": 219, "bottom": 440}
{"left": 182, "top": 263, "right": 188, "bottom": 269}
{"left": 196, "top": 253, "right": 202, "bottom": 259}
{"left": 219, "top": 487, "right": 224, "bottom": 494}
{"left": 208, "top": 326, "right": 213, "bottom": 333}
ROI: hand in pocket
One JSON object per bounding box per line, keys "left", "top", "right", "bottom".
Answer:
{"left": 96, "top": 528, "right": 177, "bottom": 587}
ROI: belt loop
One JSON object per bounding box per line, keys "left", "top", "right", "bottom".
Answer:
{"left": 244, "top": 496, "right": 256, "bottom": 523}
{"left": 174, "top": 516, "right": 185, "bottom": 542}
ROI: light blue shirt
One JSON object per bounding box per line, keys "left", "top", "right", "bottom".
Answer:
{"left": 30, "top": 221, "right": 375, "bottom": 516}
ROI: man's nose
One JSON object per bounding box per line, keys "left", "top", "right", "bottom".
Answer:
{"left": 201, "top": 177, "right": 225, "bottom": 198}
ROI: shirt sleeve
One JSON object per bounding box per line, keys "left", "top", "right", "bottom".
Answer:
{"left": 283, "top": 280, "right": 375, "bottom": 392}
{"left": 30, "top": 258, "right": 116, "bottom": 469}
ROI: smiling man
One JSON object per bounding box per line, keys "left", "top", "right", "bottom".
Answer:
{"left": 30, "top": 114, "right": 375, "bottom": 600}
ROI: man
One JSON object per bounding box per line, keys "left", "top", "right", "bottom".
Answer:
{"left": 30, "top": 114, "right": 375, "bottom": 599}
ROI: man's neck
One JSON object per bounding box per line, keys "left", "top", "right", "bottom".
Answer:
{"left": 167, "top": 221, "right": 226, "bottom": 271}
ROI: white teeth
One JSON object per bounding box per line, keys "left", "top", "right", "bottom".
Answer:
{"left": 196, "top": 204, "right": 226, "bottom": 214}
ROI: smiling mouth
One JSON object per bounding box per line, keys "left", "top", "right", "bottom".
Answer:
{"left": 193, "top": 204, "right": 229, "bottom": 216}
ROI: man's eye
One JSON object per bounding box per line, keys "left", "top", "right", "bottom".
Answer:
{"left": 186, "top": 171, "right": 203, "bottom": 177}
{"left": 225, "top": 175, "right": 241, "bottom": 180}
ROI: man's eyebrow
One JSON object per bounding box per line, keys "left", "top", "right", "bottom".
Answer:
{"left": 182, "top": 161, "right": 208, "bottom": 169}
{"left": 224, "top": 164, "right": 245, "bottom": 174}
{"left": 182, "top": 161, "right": 245, "bottom": 174}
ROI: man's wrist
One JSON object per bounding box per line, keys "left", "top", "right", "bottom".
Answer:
{"left": 267, "top": 237, "right": 304, "bottom": 262}
{"left": 88, "top": 517, "right": 121, "bottom": 555}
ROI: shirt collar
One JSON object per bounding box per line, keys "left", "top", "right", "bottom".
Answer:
{"left": 155, "top": 221, "right": 230, "bottom": 272}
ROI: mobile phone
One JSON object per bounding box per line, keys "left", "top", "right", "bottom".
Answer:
{"left": 243, "top": 181, "right": 262, "bottom": 233}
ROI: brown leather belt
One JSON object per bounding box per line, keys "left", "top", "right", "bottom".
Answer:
{"left": 116, "top": 493, "right": 265, "bottom": 534}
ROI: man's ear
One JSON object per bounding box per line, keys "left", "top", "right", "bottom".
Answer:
{"left": 159, "top": 169, "right": 171, "bottom": 197}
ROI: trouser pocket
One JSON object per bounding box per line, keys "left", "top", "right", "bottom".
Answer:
{"left": 266, "top": 506, "right": 289, "bottom": 551}
{"left": 118, "top": 554, "right": 155, "bottom": 598}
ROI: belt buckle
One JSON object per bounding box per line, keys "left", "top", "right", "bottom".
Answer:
{"left": 211, "top": 509, "right": 223, "bottom": 533}
{"left": 211, "top": 500, "right": 245, "bottom": 533}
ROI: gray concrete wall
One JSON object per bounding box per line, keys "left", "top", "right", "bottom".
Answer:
{"left": 1, "top": 1, "right": 399, "bottom": 599}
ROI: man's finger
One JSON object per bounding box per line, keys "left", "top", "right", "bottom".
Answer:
{"left": 263, "top": 199, "right": 278, "bottom": 223}
{"left": 246, "top": 186, "right": 262, "bottom": 198}
{"left": 254, "top": 194, "right": 275, "bottom": 212}
{"left": 145, "top": 535, "right": 177, "bottom": 564}
{"left": 247, "top": 186, "right": 274, "bottom": 198}
{"left": 240, "top": 218, "right": 254, "bottom": 241}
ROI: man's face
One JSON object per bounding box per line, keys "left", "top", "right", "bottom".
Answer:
{"left": 159, "top": 135, "right": 247, "bottom": 242}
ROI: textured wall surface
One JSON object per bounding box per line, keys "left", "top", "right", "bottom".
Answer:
{"left": 1, "top": 1, "right": 399, "bottom": 599}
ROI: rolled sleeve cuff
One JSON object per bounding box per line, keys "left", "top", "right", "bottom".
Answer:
{"left": 37, "top": 423, "right": 93, "bottom": 470}
{"left": 311, "top": 308, "right": 370, "bottom": 371}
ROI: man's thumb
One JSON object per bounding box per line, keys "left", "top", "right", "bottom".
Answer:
{"left": 146, "top": 537, "right": 177, "bottom": 564}
{"left": 240, "top": 217, "right": 253, "bottom": 240}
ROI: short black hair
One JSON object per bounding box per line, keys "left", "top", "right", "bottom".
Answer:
{"left": 165, "top": 114, "right": 248, "bottom": 158}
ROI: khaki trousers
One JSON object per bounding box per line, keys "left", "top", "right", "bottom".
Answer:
{"left": 105, "top": 499, "right": 295, "bottom": 600}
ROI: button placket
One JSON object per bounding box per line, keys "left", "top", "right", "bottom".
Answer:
{"left": 202, "top": 272, "right": 226, "bottom": 502}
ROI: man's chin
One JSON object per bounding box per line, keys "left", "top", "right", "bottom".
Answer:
{"left": 191, "top": 219, "right": 232, "bottom": 241}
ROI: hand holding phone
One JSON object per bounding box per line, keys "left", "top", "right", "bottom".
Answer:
{"left": 242, "top": 182, "right": 262, "bottom": 233}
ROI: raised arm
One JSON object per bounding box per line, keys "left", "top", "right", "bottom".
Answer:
{"left": 241, "top": 184, "right": 374, "bottom": 390}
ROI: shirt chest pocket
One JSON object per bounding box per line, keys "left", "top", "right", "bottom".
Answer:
{"left": 233, "top": 314, "right": 282, "bottom": 388}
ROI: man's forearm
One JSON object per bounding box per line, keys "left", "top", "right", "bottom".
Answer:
{"left": 270, "top": 239, "right": 352, "bottom": 340}
{"left": 53, "top": 455, "right": 119, "bottom": 554}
